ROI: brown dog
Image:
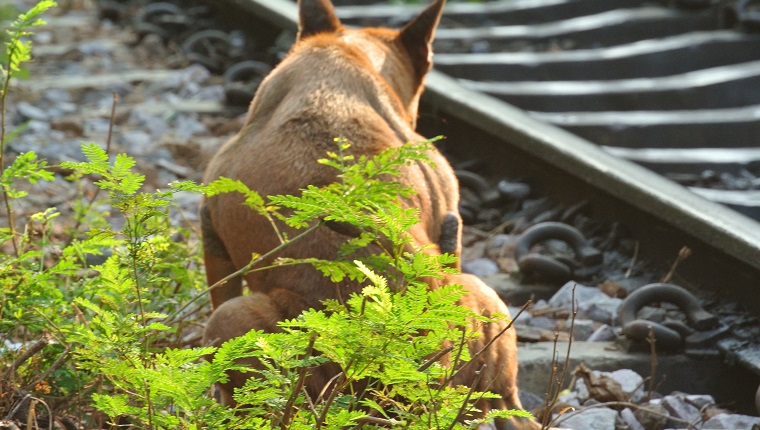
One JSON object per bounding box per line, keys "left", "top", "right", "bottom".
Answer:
{"left": 201, "top": 0, "right": 537, "bottom": 428}
{"left": 201, "top": 0, "right": 461, "bottom": 312}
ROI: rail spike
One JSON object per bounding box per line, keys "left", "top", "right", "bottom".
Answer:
{"left": 515, "top": 221, "right": 603, "bottom": 283}
{"left": 618, "top": 282, "right": 719, "bottom": 350}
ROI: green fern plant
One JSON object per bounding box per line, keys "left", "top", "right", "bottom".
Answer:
{"left": 0, "top": 0, "right": 57, "bottom": 256}
{"left": 0, "top": 2, "right": 529, "bottom": 427}
{"left": 186, "top": 139, "right": 530, "bottom": 429}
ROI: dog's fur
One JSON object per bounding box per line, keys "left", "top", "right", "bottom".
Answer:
{"left": 201, "top": 0, "right": 536, "bottom": 427}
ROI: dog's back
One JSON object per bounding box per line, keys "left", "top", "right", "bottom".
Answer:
{"left": 202, "top": 0, "right": 459, "bottom": 311}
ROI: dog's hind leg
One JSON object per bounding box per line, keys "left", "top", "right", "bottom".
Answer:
{"left": 203, "top": 289, "right": 318, "bottom": 406}
{"left": 202, "top": 292, "right": 287, "bottom": 406}
{"left": 201, "top": 203, "right": 243, "bottom": 310}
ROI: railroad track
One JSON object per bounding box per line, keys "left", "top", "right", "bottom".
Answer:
{"left": 216, "top": 0, "right": 760, "bottom": 303}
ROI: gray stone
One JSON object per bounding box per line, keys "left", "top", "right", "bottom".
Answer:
{"left": 685, "top": 394, "right": 715, "bottom": 410}
{"left": 515, "top": 325, "right": 552, "bottom": 342}
{"left": 508, "top": 305, "right": 532, "bottom": 325}
{"left": 636, "top": 306, "right": 667, "bottom": 323}
{"left": 151, "top": 64, "right": 211, "bottom": 95}
{"left": 462, "top": 258, "right": 500, "bottom": 278}
{"left": 582, "top": 398, "right": 601, "bottom": 407}
{"left": 518, "top": 389, "right": 545, "bottom": 412}
{"left": 79, "top": 40, "right": 115, "bottom": 56}
{"left": 16, "top": 101, "right": 50, "bottom": 121}
{"left": 483, "top": 274, "right": 558, "bottom": 305}
{"left": 174, "top": 113, "right": 207, "bottom": 140}
{"left": 702, "top": 413, "right": 760, "bottom": 429}
{"left": 485, "top": 233, "right": 515, "bottom": 258}
{"left": 661, "top": 394, "right": 701, "bottom": 428}
{"left": 195, "top": 84, "right": 226, "bottom": 102}
{"left": 634, "top": 402, "right": 669, "bottom": 430}
{"left": 548, "top": 282, "right": 623, "bottom": 324}
{"left": 573, "top": 369, "right": 643, "bottom": 403}
{"left": 119, "top": 130, "right": 153, "bottom": 154}
{"left": 49, "top": 101, "right": 79, "bottom": 117}
{"left": 43, "top": 88, "right": 72, "bottom": 103}
{"left": 555, "top": 406, "right": 617, "bottom": 430}
{"left": 530, "top": 316, "right": 558, "bottom": 331}
{"left": 85, "top": 117, "right": 115, "bottom": 134}
{"left": 620, "top": 408, "right": 645, "bottom": 430}
{"left": 557, "top": 391, "right": 581, "bottom": 408}
{"left": 583, "top": 296, "right": 623, "bottom": 325}
{"left": 549, "top": 282, "right": 597, "bottom": 309}
{"left": 574, "top": 378, "right": 589, "bottom": 401}
{"left": 608, "top": 369, "right": 645, "bottom": 403}
{"left": 608, "top": 369, "right": 643, "bottom": 394}
{"left": 461, "top": 240, "right": 486, "bottom": 261}
{"left": 566, "top": 319, "right": 595, "bottom": 341}
{"left": 130, "top": 109, "right": 170, "bottom": 138}
{"left": 587, "top": 324, "right": 618, "bottom": 342}
{"left": 497, "top": 180, "right": 531, "bottom": 201}
{"left": 24, "top": 120, "right": 51, "bottom": 134}
{"left": 517, "top": 342, "right": 735, "bottom": 405}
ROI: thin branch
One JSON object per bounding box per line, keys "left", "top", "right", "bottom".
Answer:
{"left": 166, "top": 221, "right": 323, "bottom": 323}
{"left": 542, "top": 284, "right": 577, "bottom": 430}
{"left": 417, "top": 344, "right": 454, "bottom": 372}
{"left": 1, "top": 55, "right": 19, "bottom": 257}
{"left": 23, "top": 345, "right": 72, "bottom": 392}
{"left": 661, "top": 246, "right": 691, "bottom": 284}
{"left": 351, "top": 416, "right": 397, "bottom": 427}
{"left": 5, "top": 336, "right": 49, "bottom": 380}
{"left": 552, "top": 401, "right": 692, "bottom": 426}
{"left": 646, "top": 325, "right": 658, "bottom": 401}
{"left": 316, "top": 363, "right": 351, "bottom": 429}
{"left": 447, "top": 300, "right": 530, "bottom": 385}
{"left": 445, "top": 363, "right": 486, "bottom": 430}
{"left": 281, "top": 332, "right": 318, "bottom": 429}
{"left": 625, "top": 240, "right": 639, "bottom": 278}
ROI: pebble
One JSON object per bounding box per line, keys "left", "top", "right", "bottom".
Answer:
{"left": 608, "top": 369, "right": 646, "bottom": 402}
{"left": 702, "top": 412, "right": 760, "bottom": 429}
{"left": 462, "top": 257, "right": 500, "bottom": 277}
{"left": 530, "top": 316, "right": 558, "bottom": 331}
{"left": 484, "top": 233, "right": 514, "bottom": 258}
{"left": 548, "top": 281, "right": 601, "bottom": 310}
{"left": 583, "top": 296, "right": 623, "bottom": 325}
{"left": 634, "top": 402, "right": 669, "bottom": 429}
{"left": 129, "top": 109, "right": 171, "bottom": 138}
{"left": 554, "top": 406, "right": 618, "bottom": 430}
{"left": 548, "top": 281, "right": 623, "bottom": 324}
{"left": 586, "top": 324, "right": 618, "bottom": 342}
{"left": 119, "top": 130, "right": 153, "bottom": 154}
{"left": 620, "top": 407, "right": 645, "bottom": 430}
{"left": 566, "top": 319, "right": 595, "bottom": 341}
{"left": 16, "top": 101, "right": 50, "bottom": 121}
{"left": 508, "top": 305, "right": 532, "bottom": 325}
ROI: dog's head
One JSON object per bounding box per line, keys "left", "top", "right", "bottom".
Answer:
{"left": 296, "top": 0, "right": 445, "bottom": 125}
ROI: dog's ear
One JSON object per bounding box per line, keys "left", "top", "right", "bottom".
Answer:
{"left": 298, "top": 0, "right": 341, "bottom": 40}
{"left": 398, "top": 0, "right": 445, "bottom": 77}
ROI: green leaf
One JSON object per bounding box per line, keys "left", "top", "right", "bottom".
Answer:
{"left": 92, "top": 393, "right": 140, "bottom": 418}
